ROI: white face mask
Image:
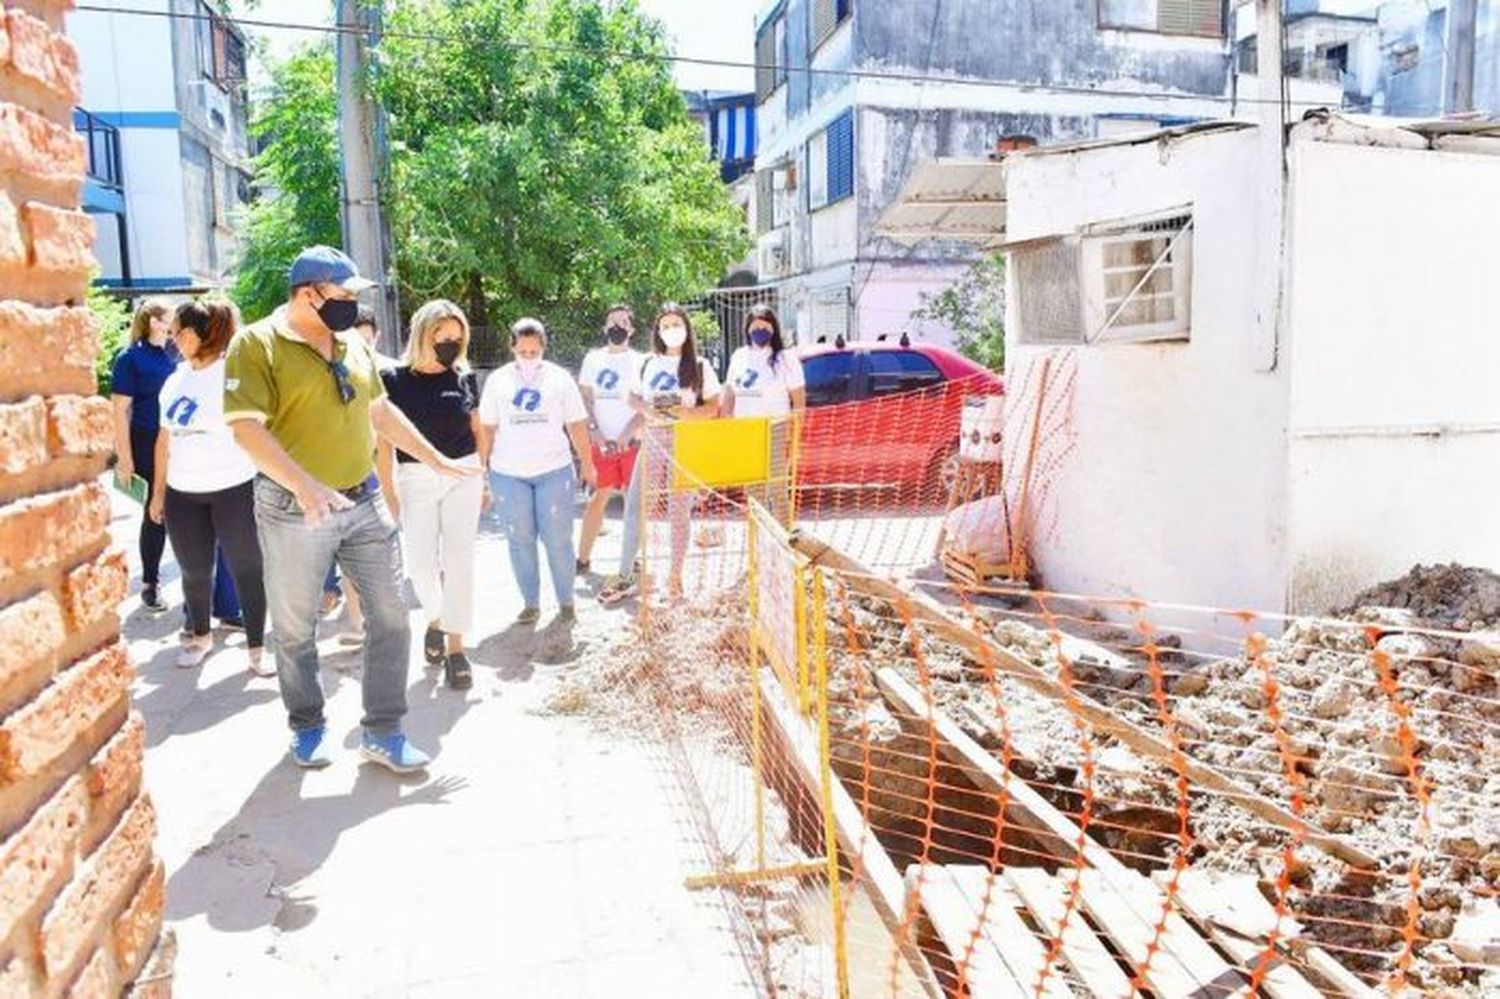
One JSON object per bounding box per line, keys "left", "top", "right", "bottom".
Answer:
{"left": 658, "top": 325, "right": 688, "bottom": 349}
{"left": 516, "top": 357, "right": 542, "bottom": 379}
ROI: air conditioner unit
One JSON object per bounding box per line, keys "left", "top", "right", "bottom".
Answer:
{"left": 202, "top": 84, "right": 230, "bottom": 133}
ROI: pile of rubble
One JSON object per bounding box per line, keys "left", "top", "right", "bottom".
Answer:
{"left": 818, "top": 581, "right": 1499, "bottom": 992}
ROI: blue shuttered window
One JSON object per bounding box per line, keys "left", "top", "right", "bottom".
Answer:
{"left": 826, "top": 110, "right": 854, "bottom": 204}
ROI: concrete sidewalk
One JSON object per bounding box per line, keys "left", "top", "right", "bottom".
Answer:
{"left": 112, "top": 485, "right": 757, "bottom": 997}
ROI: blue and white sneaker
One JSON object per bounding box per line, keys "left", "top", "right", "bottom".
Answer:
{"left": 360, "top": 732, "right": 432, "bottom": 774}
{"left": 290, "top": 727, "right": 333, "bottom": 769}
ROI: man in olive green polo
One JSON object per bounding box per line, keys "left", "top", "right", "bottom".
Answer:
{"left": 224, "top": 246, "right": 476, "bottom": 773}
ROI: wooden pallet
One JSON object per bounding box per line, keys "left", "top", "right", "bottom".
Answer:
{"left": 941, "top": 546, "right": 1025, "bottom": 590}
{"left": 908, "top": 863, "right": 1358, "bottom": 999}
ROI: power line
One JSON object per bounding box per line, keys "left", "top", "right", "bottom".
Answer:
{"left": 76, "top": 3, "right": 1345, "bottom": 110}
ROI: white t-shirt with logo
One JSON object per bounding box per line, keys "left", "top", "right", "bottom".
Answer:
{"left": 632, "top": 354, "right": 722, "bottom": 410}
{"left": 479, "top": 360, "right": 588, "bottom": 478}
{"left": 725, "top": 346, "right": 806, "bottom": 417}
{"left": 157, "top": 357, "right": 258, "bottom": 493}
{"left": 578, "top": 347, "right": 643, "bottom": 442}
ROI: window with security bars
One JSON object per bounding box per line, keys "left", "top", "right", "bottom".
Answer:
{"left": 811, "top": 0, "right": 853, "bottom": 52}
{"left": 1098, "top": 0, "right": 1223, "bottom": 38}
{"left": 757, "top": 170, "right": 775, "bottom": 234}
{"left": 1081, "top": 215, "right": 1193, "bottom": 343}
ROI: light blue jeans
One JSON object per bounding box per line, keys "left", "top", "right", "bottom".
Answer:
{"left": 253, "top": 476, "right": 411, "bottom": 736}
{"left": 493, "top": 464, "right": 577, "bottom": 610}
{"left": 617, "top": 432, "right": 690, "bottom": 581}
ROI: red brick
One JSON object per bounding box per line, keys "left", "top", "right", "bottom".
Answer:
{"left": 0, "top": 776, "right": 86, "bottom": 942}
{"left": 0, "top": 302, "right": 100, "bottom": 398}
{"left": 0, "top": 641, "right": 131, "bottom": 784}
{"left": 0, "top": 589, "right": 65, "bottom": 704}
{"left": 111, "top": 859, "right": 163, "bottom": 981}
{"left": 0, "top": 189, "right": 23, "bottom": 266}
{"left": 0, "top": 395, "right": 46, "bottom": 473}
{"left": 83, "top": 710, "right": 143, "bottom": 846}
{"left": 62, "top": 548, "right": 129, "bottom": 633}
{"left": 0, "top": 480, "right": 111, "bottom": 586}
{"left": 0, "top": 102, "right": 85, "bottom": 182}
{"left": 39, "top": 793, "right": 155, "bottom": 979}
{"left": 3, "top": 10, "right": 81, "bottom": 105}
{"left": 65, "top": 946, "right": 113, "bottom": 999}
{"left": 23, "top": 202, "right": 93, "bottom": 274}
{"left": 47, "top": 395, "right": 113, "bottom": 459}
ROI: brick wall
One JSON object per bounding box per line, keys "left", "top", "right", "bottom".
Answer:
{"left": 0, "top": 2, "right": 172, "bottom": 997}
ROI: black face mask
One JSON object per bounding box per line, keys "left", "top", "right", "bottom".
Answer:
{"left": 434, "top": 341, "right": 461, "bottom": 368}
{"left": 605, "top": 324, "right": 630, "bottom": 346}
{"left": 316, "top": 295, "right": 359, "bottom": 333}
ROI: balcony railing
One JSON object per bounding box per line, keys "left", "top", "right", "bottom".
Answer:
{"left": 73, "top": 109, "right": 123, "bottom": 191}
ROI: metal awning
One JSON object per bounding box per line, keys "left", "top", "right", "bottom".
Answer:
{"left": 875, "top": 158, "right": 1008, "bottom": 248}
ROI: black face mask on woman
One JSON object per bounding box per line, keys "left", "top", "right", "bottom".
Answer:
{"left": 434, "top": 341, "right": 461, "bottom": 368}
{"left": 316, "top": 295, "right": 360, "bottom": 333}
{"left": 605, "top": 324, "right": 630, "bottom": 346}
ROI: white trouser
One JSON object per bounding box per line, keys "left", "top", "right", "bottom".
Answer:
{"left": 395, "top": 457, "right": 484, "bottom": 636}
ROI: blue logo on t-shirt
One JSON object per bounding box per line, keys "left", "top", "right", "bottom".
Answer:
{"left": 164, "top": 395, "right": 199, "bottom": 427}
{"left": 736, "top": 370, "right": 760, "bottom": 390}
{"left": 512, "top": 388, "right": 542, "bottom": 412}
{"left": 648, "top": 371, "right": 678, "bottom": 392}
{"left": 596, "top": 369, "right": 620, "bottom": 391}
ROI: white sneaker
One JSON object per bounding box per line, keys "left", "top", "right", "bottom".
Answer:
{"left": 176, "top": 635, "right": 212, "bottom": 669}
{"left": 247, "top": 647, "right": 276, "bottom": 677}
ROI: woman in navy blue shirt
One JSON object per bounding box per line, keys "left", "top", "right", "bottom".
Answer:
{"left": 112, "top": 298, "right": 177, "bottom": 613}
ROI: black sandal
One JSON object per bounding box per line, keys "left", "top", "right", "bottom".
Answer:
{"left": 444, "top": 651, "right": 473, "bottom": 690}
{"left": 423, "top": 626, "right": 445, "bottom": 667}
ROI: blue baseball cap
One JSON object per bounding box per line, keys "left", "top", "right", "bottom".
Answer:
{"left": 287, "top": 245, "right": 377, "bottom": 292}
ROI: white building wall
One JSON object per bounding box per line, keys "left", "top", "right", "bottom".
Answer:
{"left": 117, "top": 130, "right": 192, "bottom": 281}
{"left": 72, "top": 2, "right": 175, "bottom": 113}
{"left": 1283, "top": 139, "right": 1500, "bottom": 612}
{"left": 1003, "top": 129, "right": 1292, "bottom": 618}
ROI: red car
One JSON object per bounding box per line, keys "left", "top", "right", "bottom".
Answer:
{"left": 793, "top": 337, "right": 1004, "bottom": 500}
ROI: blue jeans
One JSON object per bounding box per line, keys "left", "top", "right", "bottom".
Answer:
{"left": 493, "top": 465, "right": 576, "bottom": 609}
{"left": 617, "top": 434, "right": 690, "bottom": 581}
{"left": 212, "top": 546, "right": 242, "bottom": 620}
{"left": 253, "top": 477, "right": 411, "bottom": 735}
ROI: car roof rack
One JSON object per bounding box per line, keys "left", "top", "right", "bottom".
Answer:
{"left": 834, "top": 334, "right": 846, "bottom": 349}
{"left": 899, "top": 332, "right": 911, "bottom": 347}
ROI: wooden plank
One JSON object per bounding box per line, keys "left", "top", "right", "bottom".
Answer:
{"left": 907, "top": 866, "right": 1031, "bottom": 999}
{"left": 946, "top": 866, "right": 1075, "bottom": 999}
{"left": 1080, "top": 869, "right": 1250, "bottom": 998}
{"left": 793, "top": 535, "right": 1380, "bottom": 871}
{"left": 1164, "top": 880, "right": 1323, "bottom": 999}
{"left": 1168, "top": 872, "right": 1379, "bottom": 999}
{"left": 1005, "top": 868, "right": 1134, "bottom": 999}
{"left": 1073, "top": 869, "right": 1210, "bottom": 998}
{"left": 878, "top": 667, "right": 1248, "bottom": 997}
{"left": 874, "top": 666, "right": 1129, "bottom": 878}
{"left": 757, "top": 670, "right": 944, "bottom": 999}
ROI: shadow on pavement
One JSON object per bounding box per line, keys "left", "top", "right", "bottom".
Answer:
{"left": 164, "top": 665, "right": 472, "bottom": 936}
{"left": 471, "top": 619, "right": 539, "bottom": 681}
{"left": 165, "top": 759, "right": 468, "bottom": 934}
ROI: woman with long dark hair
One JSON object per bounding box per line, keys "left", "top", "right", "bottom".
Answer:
{"left": 721, "top": 304, "right": 805, "bottom": 417}
{"left": 111, "top": 297, "right": 176, "bottom": 613}
{"left": 148, "top": 300, "right": 270, "bottom": 674}
{"left": 599, "top": 303, "right": 720, "bottom": 604}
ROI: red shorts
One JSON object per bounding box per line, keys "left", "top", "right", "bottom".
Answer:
{"left": 591, "top": 442, "right": 639, "bottom": 491}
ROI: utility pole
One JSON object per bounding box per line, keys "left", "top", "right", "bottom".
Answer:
{"left": 1444, "top": 0, "right": 1478, "bottom": 114}
{"left": 1251, "top": 0, "right": 1286, "bottom": 373}
{"left": 335, "top": 0, "right": 401, "bottom": 355}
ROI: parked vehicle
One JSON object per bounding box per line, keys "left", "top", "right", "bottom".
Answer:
{"left": 794, "top": 336, "right": 1004, "bottom": 500}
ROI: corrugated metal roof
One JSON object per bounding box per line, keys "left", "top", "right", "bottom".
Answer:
{"left": 876, "top": 158, "right": 1008, "bottom": 247}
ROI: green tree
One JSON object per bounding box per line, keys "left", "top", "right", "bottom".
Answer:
{"left": 233, "top": 46, "right": 341, "bottom": 321}
{"left": 235, "top": 0, "right": 750, "bottom": 365}
{"left": 89, "top": 280, "right": 132, "bottom": 395}
{"left": 912, "top": 254, "right": 1007, "bottom": 372}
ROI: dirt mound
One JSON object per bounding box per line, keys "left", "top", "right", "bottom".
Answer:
{"left": 1339, "top": 564, "right": 1500, "bottom": 629}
